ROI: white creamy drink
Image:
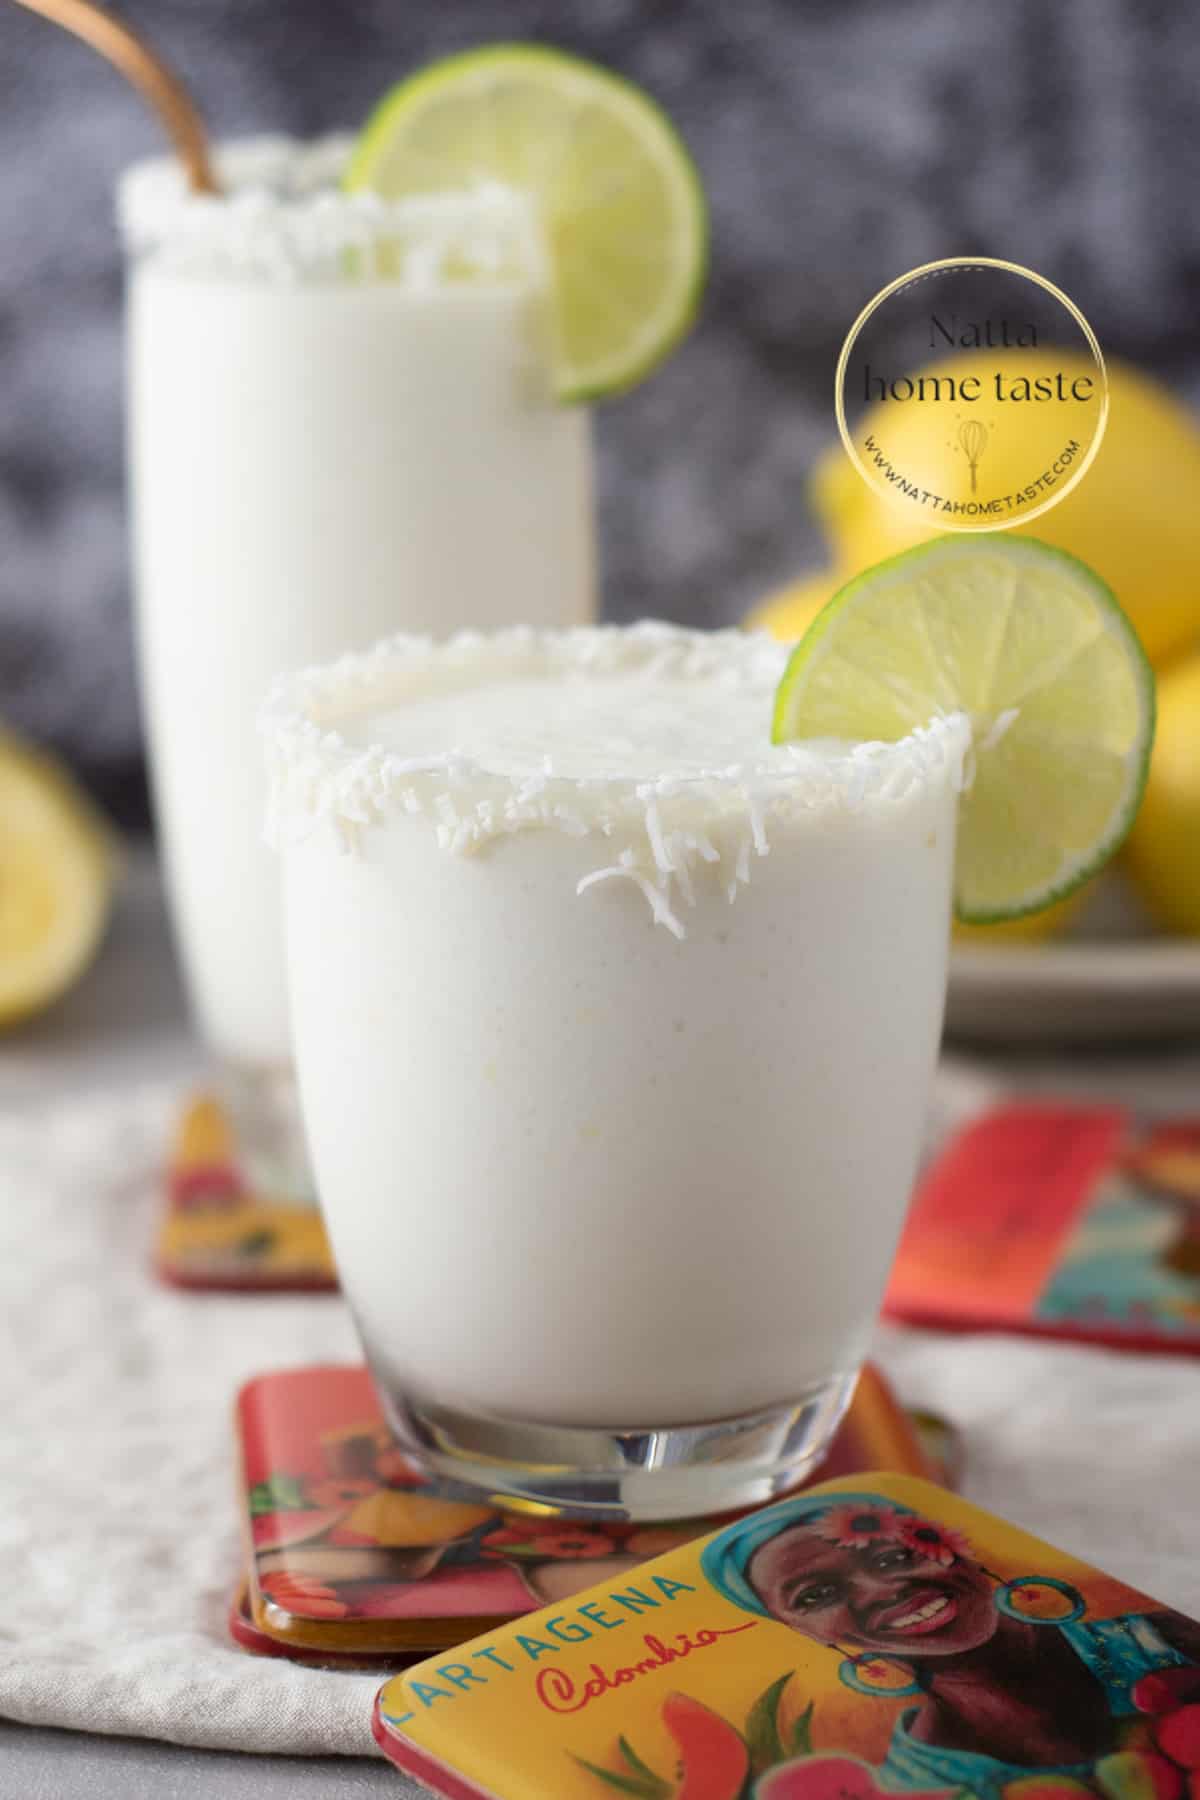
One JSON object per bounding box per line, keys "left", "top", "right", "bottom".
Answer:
{"left": 265, "top": 625, "right": 968, "bottom": 1516}
{"left": 121, "top": 139, "right": 594, "bottom": 1179}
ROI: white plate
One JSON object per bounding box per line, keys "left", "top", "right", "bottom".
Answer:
{"left": 946, "top": 871, "right": 1200, "bottom": 1044}
{"left": 948, "top": 938, "right": 1200, "bottom": 1044}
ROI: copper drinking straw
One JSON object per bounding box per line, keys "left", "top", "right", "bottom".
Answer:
{"left": 13, "top": 0, "right": 218, "bottom": 193}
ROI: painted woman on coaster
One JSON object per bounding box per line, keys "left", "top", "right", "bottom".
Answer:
{"left": 701, "top": 1492, "right": 1200, "bottom": 1800}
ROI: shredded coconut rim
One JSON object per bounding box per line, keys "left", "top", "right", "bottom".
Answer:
{"left": 117, "top": 135, "right": 545, "bottom": 288}
{"left": 261, "top": 624, "right": 970, "bottom": 939}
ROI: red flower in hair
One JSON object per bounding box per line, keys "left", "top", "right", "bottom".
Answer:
{"left": 816, "top": 1504, "right": 902, "bottom": 1549}
{"left": 895, "top": 1516, "right": 970, "bottom": 1567}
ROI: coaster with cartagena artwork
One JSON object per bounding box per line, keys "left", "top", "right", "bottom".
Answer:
{"left": 372, "top": 1470, "right": 1200, "bottom": 1799}
{"left": 231, "top": 1362, "right": 953, "bottom": 1663}
{"left": 156, "top": 1094, "right": 337, "bottom": 1292}
{"left": 886, "top": 1104, "right": 1200, "bottom": 1350}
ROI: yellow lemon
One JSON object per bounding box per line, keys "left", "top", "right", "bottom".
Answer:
{"left": 746, "top": 569, "right": 836, "bottom": 643}
{"left": 1125, "top": 652, "right": 1200, "bottom": 935}
{"left": 0, "top": 726, "right": 115, "bottom": 1028}
{"left": 812, "top": 352, "right": 1200, "bottom": 669}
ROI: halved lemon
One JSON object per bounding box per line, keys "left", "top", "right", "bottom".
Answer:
{"left": 0, "top": 728, "right": 115, "bottom": 1027}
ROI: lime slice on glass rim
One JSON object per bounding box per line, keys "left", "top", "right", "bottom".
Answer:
{"left": 771, "top": 535, "right": 1156, "bottom": 923}
{"left": 344, "top": 44, "right": 708, "bottom": 401}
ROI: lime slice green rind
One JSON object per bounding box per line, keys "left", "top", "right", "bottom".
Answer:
{"left": 771, "top": 534, "right": 1156, "bottom": 923}
{"left": 345, "top": 44, "right": 708, "bottom": 402}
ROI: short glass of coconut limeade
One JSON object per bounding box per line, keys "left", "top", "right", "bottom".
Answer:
{"left": 120, "top": 138, "right": 594, "bottom": 1200}
{"left": 263, "top": 624, "right": 968, "bottom": 1518}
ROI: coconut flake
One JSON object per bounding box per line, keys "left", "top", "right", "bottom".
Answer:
{"left": 261, "top": 623, "right": 972, "bottom": 938}
{"left": 119, "top": 136, "right": 544, "bottom": 290}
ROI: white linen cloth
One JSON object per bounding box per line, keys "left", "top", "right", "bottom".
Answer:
{"left": 2, "top": 1064, "right": 1200, "bottom": 1757}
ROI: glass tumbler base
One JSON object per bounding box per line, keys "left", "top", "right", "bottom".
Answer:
{"left": 373, "top": 1367, "right": 860, "bottom": 1522}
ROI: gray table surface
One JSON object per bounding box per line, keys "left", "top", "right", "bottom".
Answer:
{"left": 3, "top": 849, "right": 1199, "bottom": 1797}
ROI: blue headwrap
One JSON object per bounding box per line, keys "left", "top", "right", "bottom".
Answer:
{"left": 700, "top": 1491, "right": 917, "bottom": 1618}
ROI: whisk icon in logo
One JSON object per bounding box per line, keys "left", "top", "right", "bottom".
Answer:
{"left": 957, "top": 418, "right": 988, "bottom": 494}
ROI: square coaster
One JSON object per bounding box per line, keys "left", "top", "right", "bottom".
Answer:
{"left": 373, "top": 1469, "right": 1200, "bottom": 1799}
{"left": 228, "top": 1581, "right": 407, "bottom": 1670}
{"left": 232, "top": 1361, "right": 951, "bottom": 1662}
{"left": 156, "top": 1094, "right": 337, "bottom": 1293}
{"left": 886, "top": 1102, "right": 1200, "bottom": 1350}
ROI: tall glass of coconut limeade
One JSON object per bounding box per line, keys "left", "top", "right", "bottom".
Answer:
{"left": 121, "top": 128, "right": 602, "bottom": 1197}
{"left": 264, "top": 624, "right": 971, "bottom": 1516}
{"left": 124, "top": 42, "right": 705, "bottom": 1201}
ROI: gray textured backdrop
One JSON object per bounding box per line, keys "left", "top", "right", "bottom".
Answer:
{"left": 2, "top": 0, "right": 1198, "bottom": 821}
